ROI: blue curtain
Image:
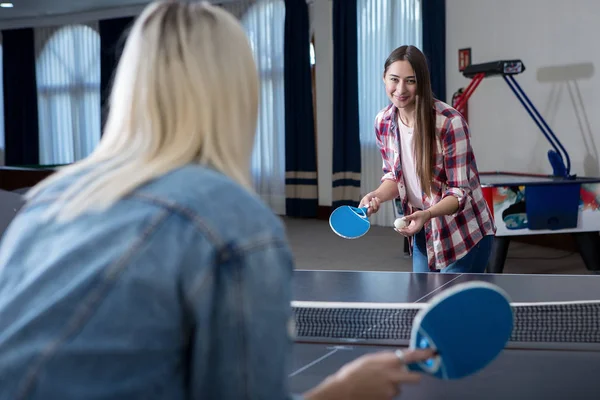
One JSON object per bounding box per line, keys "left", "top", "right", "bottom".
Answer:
{"left": 422, "top": 0, "right": 446, "bottom": 102}
{"left": 284, "top": 0, "right": 318, "bottom": 218}
{"left": 332, "top": 0, "right": 361, "bottom": 209}
{"left": 2, "top": 28, "right": 39, "bottom": 166}
{"left": 99, "top": 17, "right": 135, "bottom": 132}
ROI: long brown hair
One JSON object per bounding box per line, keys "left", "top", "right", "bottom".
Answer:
{"left": 384, "top": 45, "right": 436, "bottom": 197}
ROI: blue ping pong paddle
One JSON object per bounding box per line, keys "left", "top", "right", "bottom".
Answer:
{"left": 329, "top": 205, "right": 370, "bottom": 239}
{"left": 400, "top": 281, "right": 513, "bottom": 380}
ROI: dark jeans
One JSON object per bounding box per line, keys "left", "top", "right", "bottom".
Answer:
{"left": 412, "top": 229, "right": 493, "bottom": 273}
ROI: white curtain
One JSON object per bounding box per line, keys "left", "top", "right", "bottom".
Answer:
{"left": 357, "top": 0, "right": 422, "bottom": 227}
{"left": 238, "top": 0, "right": 286, "bottom": 215}
{"left": 35, "top": 23, "right": 101, "bottom": 165}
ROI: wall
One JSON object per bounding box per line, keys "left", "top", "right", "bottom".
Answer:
{"left": 446, "top": 0, "right": 600, "bottom": 178}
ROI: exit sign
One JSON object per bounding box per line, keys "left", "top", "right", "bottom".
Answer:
{"left": 459, "top": 48, "right": 471, "bottom": 72}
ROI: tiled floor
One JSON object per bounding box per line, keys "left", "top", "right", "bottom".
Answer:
{"left": 282, "top": 217, "right": 592, "bottom": 275}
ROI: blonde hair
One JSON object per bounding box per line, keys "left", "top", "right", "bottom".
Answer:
{"left": 26, "top": 0, "right": 259, "bottom": 221}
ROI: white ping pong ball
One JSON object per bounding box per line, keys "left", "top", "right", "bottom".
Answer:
{"left": 394, "top": 218, "right": 407, "bottom": 229}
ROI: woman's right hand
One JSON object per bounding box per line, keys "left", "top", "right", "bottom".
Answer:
{"left": 304, "top": 349, "right": 435, "bottom": 400}
{"left": 359, "top": 193, "right": 381, "bottom": 216}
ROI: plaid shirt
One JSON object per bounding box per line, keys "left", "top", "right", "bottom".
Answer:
{"left": 375, "top": 100, "right": 496, "bottom": 271}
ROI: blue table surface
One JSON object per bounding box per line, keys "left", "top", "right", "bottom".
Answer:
{"left": 290, "top": 270, "right": 600, "bottom": 399}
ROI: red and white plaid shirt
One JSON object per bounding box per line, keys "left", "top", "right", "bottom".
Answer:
{"left": 375, "top": 100, "right": 496, "bottom": 271}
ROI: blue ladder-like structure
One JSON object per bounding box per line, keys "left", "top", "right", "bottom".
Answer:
{"left": 453, "top": 60, "right": 573, "bottom": 179}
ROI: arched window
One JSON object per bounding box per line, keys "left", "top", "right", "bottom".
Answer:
{"left": 35, "top": 24, "right": 100, "bottom": 165}
{"left": 241, "top": 0, "right": 286, "bottom": 215}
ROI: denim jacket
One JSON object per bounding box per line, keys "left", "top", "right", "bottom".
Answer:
{"left": 0, "top": 165, "right": 301, "bottom": 400}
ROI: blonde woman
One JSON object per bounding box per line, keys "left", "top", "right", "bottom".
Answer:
{"left": 0, "top": 2, "right": 432, "bottom": 399}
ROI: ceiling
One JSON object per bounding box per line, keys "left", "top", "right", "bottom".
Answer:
{"left": 0, "top": 0, "right": 150, "bottom": 19}
{"left": 0, "top": 0, "right": 242, "bottom": 29}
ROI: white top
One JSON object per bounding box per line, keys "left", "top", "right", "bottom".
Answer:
{"left": 398, "top": 117, "right": 423, "bottom": 209}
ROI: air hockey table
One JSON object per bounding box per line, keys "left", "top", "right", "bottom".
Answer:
{"left": 480, "top": 171, "right": 600, "bottom": 273}
{"left": 289, "top": 270, "right": 600, "bottom": 399}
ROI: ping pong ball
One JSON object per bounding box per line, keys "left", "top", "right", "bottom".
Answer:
{"left": 394, "top": 218, "right": 407, "bottom": 229}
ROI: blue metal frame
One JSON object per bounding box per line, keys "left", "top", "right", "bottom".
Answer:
{"left": 502, "top": 74, "right": 572, "bottom": 178}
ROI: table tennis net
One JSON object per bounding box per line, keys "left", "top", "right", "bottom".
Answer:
{"left": 292, "top": 301, "right": 600, "bottom": 343}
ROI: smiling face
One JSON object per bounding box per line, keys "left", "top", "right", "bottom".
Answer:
{"left": 383, "top": 60, "right": 418, "bottom": 113}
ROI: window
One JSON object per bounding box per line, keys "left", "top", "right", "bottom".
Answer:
{"left": 35, "top": 24, "right": 101, "bottom": 165}
{"left": 241, "top": 0, "right": 286, "bottom": 215}
{"left": 357, "top": 0, "right": 422, "bottom": 225}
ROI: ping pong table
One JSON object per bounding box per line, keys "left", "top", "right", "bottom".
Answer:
{"left": 289, "top": 270, "right": 600, "bottom": 399}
